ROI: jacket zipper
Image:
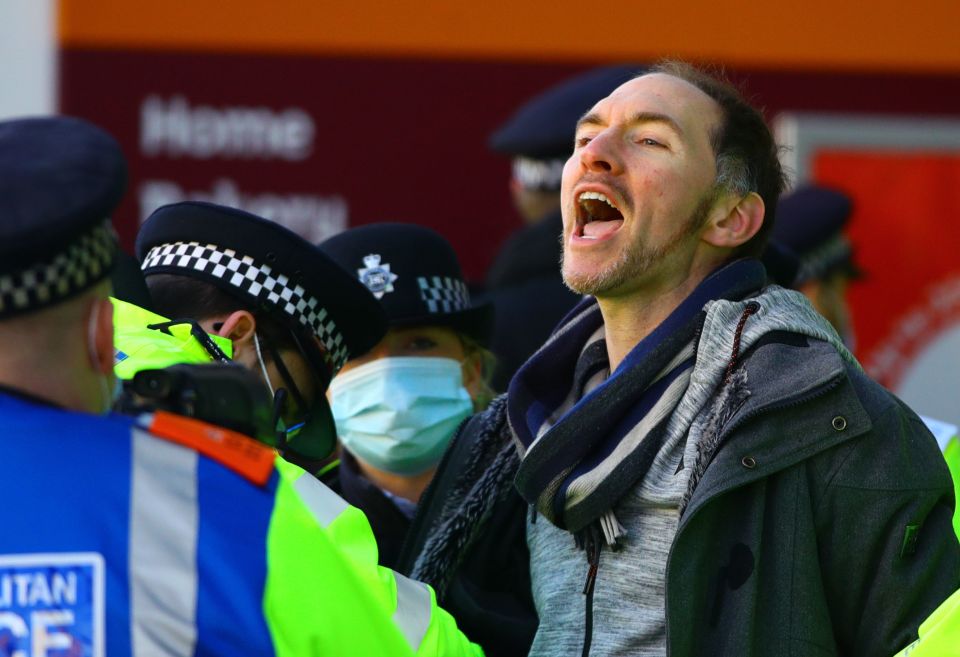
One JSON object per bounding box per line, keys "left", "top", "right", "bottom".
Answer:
{"left": 581, "top": 533, "right": 601, "bottom": 657}
{"left": 662, "top": 371, "right": 846, "bottom": 656}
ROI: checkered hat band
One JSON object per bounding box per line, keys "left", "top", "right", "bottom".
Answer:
{"left": 141, "top": 241, "right": 348, "bottom": 371}
{"left": 795, "top": 236, "right": 853, "bottom": 285}
{"left": 513, "top": 157, "right": 565, "bottom": 191}
{"left": 0, "top": 220, "right": 117, "bottom": 317}
{"left": 417, "top": 276, "right": 470, "bottom": 314}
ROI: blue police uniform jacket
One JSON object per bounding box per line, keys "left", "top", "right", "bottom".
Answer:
{"left": 0, "top": 390, "right": 278, "bottom": 656}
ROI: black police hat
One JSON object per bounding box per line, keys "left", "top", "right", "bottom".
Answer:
{"left": 318, "top": 223, "right": 493, "bottom": 346}
{"left": 0, "top": 116, "right": 125, "bottom": 319}
{"left": 760, "top": 240, "right": 802, "bottom": 288}
{"left": 489, "top": 64, "right": 645, "bottom": 162}
{"left": 137, "top": 202, "right": 387, "bottom": 376}
{"left": 137, "top": 202, "right": 389, "bottom": 460}
{"left": 772, "top": 185, "right": 862, "bottom": 286}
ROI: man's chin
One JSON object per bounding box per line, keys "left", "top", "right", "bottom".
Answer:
{"left": 562, "top": 266, "right": 618, "bottom": 297}
{"left": 562, "top": 247, "right": 652, "bottom": 298}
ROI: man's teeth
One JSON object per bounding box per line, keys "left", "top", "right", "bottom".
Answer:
{"left": 579, "top": 191, "right": 617, "bottom": 210}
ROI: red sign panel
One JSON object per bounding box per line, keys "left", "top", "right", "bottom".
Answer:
{"left": 815, "top": 151, "right": 960, "bottom": 424}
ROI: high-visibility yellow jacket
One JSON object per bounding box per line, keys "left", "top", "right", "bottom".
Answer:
{"left": 947, "top": 438, "right": 960, "bottom": 540}
{"left": 922, "top": 416, "right": 960, "bottom": 540}
{"left": 112, "top": 297, "right": 235, "bottom": 376}
{"left": 111, "top": 297, "right": 483, "bottom": 657}
{"left": 897, "top": 418, "right": 960, "bottom": 657}
{"left": 274, "top": 457, "right": 482, "bottom": 656}
{"left": 893, "top": 589, "right": 960, "bottom": 656}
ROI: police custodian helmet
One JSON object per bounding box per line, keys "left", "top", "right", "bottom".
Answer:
{"left": 0, "top": 116, "right": 125, "bottom": 320}
{"left": 136, "top": 201, "right": 388, "bottom": 459}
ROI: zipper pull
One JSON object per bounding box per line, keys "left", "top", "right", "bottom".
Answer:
{"left": 723, "top": 300, "right": 760, "bottom": 385}
{"left": 582, "top": 535, "right": 601, "bottom": 595}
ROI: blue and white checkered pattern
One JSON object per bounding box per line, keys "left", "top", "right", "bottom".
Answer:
{"left": 794, "top": 235, "right": 854, "bottom": 286}
{"left": 0, "top": 220, "right": 117, "bottom": 317}
{"left": 416, "top": 276, "right": 470, "bottom": 314}
{"left": 141, "top": 241, "right": 348, "bottom": 371}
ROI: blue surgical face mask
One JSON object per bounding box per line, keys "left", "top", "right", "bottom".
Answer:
{"left": 329, "top": 357, "right": 473, "bottom": 476}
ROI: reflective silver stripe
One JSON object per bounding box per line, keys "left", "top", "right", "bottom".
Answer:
{"left": 292, "top": 472, "right": 349, "bottom": 527}
{"left": 129, "top": 429, "right": 199, "bottom": 656}
{"left": 393, "top": 572, "right": 432, "bottom": 653}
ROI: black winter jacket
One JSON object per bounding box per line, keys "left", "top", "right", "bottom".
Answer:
{"left": 399, "top": 333, "right": 960, "bottom": 657}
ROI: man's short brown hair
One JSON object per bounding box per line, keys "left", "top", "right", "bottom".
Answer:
{"left": 650, "top": 61, "right": 786, "bottom": 257}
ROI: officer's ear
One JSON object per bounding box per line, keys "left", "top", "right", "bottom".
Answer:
{"left": 214, "top": 310, "right": 257, "bottom": 353}
{"left": 89, "top": 297, "right": 114, "bottom": 375}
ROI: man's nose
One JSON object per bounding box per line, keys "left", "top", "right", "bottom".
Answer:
{"left": 579, "top": 131, "right": 622, "bottom": 175}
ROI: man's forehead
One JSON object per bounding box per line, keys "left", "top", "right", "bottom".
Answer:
{"left": 581, "top": 73, "right": 721, "bottom": 130}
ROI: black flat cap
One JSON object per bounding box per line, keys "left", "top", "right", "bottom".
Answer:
{"left": 0, "top": 116, "right": 124, "bottom": 318}
{"left": 136, "top": 201, "right": 387, "bottom": 376}
{"left": 489, "top": 64, "right": 645, "bottom": 161}
{"left": 772, "top": 185, "right": 861, "bottom": 285}
{"left": 318, "top": 223, "right": 493, "bottom": 346}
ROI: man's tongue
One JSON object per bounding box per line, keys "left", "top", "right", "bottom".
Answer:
{"left": 582, "top": 219, "right": 624, "bottom": 239}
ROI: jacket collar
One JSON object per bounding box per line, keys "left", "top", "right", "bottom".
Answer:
{"left": 681, "top": 335, "right": 872, "bottom": 526}
{"left": 338, "top": 450, "right": 415, "bottom": 521}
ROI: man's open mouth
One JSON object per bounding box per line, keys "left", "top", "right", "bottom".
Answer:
{"left": 576, "top": 191, "right": 624, "bottom": 240}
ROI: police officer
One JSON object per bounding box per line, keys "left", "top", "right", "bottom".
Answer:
{"left": 0, "top": 116, "right": 480, "bottom": 657}
{"left": 771, "top": 184, "right": 861, "bottom": 346}
{"left": 118, "top": 201, "right": 484, "bottom": 656}
{"left": 485, "top": 65, "right": 642, "bottom": 390}
{"left": 318, "top": 223, "right": 495, "bottom": 568}
{"left": 117, "top": 200, "right": 388, "bottom": 469}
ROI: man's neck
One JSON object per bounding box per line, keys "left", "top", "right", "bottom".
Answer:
{"left": 597, "top": 267, "right": 714, "bottom": 372}
{"left": 0, "top": 368, "right": 90, "bottom": 412}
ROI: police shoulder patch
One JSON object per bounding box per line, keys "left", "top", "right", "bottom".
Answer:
{"left": 0, "top": 552, "right": 105, "bottom": 656}
{"left": 146, "top": 411, "right": 275, "bottom": 486}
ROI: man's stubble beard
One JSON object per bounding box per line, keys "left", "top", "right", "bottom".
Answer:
{"left": 561, "top": 190, "right": 717, "bottom": 297}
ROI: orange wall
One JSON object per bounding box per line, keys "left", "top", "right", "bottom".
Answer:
{"left": 60, "top": 0, "right": 960, "bottom": 73}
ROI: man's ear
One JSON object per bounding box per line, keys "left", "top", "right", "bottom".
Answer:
{"left": 701, "top": 191, "right": 765, "bottom": 250}
{"left": 215, "top": 310, "right": 257, "bottom": 354}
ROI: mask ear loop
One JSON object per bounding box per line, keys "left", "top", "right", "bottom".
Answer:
{"left": 262, "top": 337, "right": 309, "bottom": 425}
{"left": 275, "top": 327, "right": 329, "bottom": 446}
{"left": 272, "top": 388, "right": 289, "bottom": 451}
{"left": 255, "top": 323, "right": 326, "bottom": 457}
{"left": 253, "top": 332, "right": 275, "bottom": 396}
{"left": 254, "top": 332, "right": 292, "bottom": 451}
{"left": 256, "top": 331, "right": 315, "bottom": 444}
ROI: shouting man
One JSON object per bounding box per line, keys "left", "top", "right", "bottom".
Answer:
{"left": 401, "top": 62, "right": 960, "bottom": 657}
